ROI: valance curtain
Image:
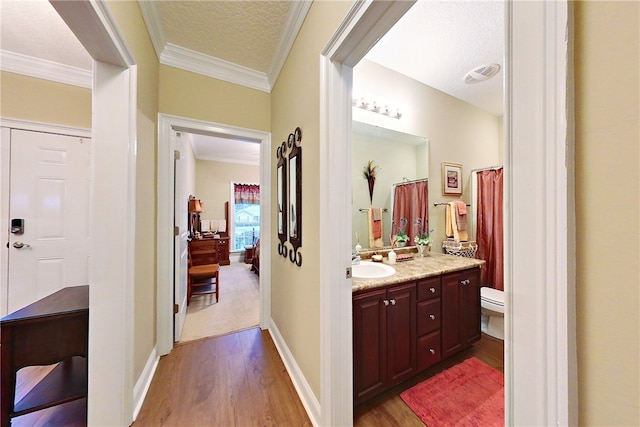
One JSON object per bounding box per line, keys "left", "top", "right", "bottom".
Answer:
{"left": 392, "top": 180, "right": 429, "bottom": 243}
{"left": 476, "top": 168, "right": 504, "bottom": 290}
{"left": 234, "top": 183, "right": 260, "bottom": 204}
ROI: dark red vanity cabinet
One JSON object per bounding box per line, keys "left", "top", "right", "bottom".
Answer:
{"left": 416, "top": 276, "right": 442, "bottom": 371}
{"left": 353, "top": 282, "right": 416, "bottom": 405}
{"left": 353, "top": 266, "right": 481, "bottom": 405}
{"left": 441, "top": 268, "right": 481, "bottom": 359}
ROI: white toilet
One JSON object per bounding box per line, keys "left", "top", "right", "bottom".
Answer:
{"left": 480, "top": 287, "right": 504, "bottom": 340}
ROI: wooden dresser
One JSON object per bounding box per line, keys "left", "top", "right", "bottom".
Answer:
{"left": 189, "top": 237, "right": 230, "bottom": 266}
{"left": 1, "top": 286, "right": 88, "bottom": 427}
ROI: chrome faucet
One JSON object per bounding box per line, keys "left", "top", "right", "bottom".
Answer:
{"left": 352, "top": 250, "right": 361, "bottom": 265}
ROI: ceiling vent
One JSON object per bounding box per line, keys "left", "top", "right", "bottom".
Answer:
{"left": 464, "top": 63, "right": 501, "bottom": 84}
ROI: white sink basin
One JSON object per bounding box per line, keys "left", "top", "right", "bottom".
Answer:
{"left": 352, "top": 262, "right": 396, "bottom": 279}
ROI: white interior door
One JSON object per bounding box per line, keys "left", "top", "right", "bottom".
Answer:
{"left": 7, "top": 129, "right": 91, "bottom": 313}
{"left": 174, "top": 132, "right": 188, "bottom": 341}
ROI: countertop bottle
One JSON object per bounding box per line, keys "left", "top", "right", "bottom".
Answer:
{"left": 388, "top": 248, "right": 396, "bottom": 264}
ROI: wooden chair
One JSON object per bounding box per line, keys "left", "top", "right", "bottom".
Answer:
{"left": 188, "top": 246, "right": 219, "bottom": 305}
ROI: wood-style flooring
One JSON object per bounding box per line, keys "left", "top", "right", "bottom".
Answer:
{"left": 133, "top": 327, "right": 312, "bottom": 426}
{"left": 10, "top": 329, "right": 503, "bottom": 426}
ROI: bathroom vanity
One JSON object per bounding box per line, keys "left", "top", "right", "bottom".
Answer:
{"left": 352, "top": 253, "right": 484, "bottom": 405}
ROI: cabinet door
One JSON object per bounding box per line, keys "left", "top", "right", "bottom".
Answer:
{"left": 353, "top": 288, "right": 387, "bottom": 404}
{"left": 386, "top": 282, "right": 416, "bottom": 386}
{"left": 460, "top": 268, "right": 481, "bottom": 346}
{"left": 217, "top": 238, "right": 230, "bottom": 265}
{"left": 442, "top": 271, "right": 463, "bottom": 358}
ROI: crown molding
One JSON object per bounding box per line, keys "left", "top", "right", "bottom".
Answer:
{"left": 137, "top": 1, "right": 311, "bottom": 92}
{"left": 137, "top": 0, "right": 165, "bottom": 61}
{"left": 197, "top": 155, "right": 259, "bottom": 166}
{"left": 160, "top": 43, "right": 271, "bottom": 93}
{"left": 0, "top": 50, "right": 92, "bottom": 89}
{"left": 267, "top": 0, "right": 312, "bottom": 88}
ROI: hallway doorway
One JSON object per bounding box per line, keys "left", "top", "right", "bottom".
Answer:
{"left": 156, "top": 113, "right": 272, "bottom": 356}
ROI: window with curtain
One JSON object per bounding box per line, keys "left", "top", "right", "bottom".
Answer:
{"left": 232, "top": 183, "right": 260, "bottom": 251}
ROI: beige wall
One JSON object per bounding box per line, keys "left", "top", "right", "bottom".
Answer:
{"left": 106, "top": 0, "right": 160, "bottom": 381}
{"left": 195, "top": 158, "right": 259, "bottom": 224}
{"left": 159, "top": 65, "right": 271, "bottom": 132}
{"left": 575, "top": 1, "right": 639, "bottom": 425}
{"left": 0, "top": 71, "right": 91, "bottom": 128}
{"left": 270, "top": 0, "right": 354, "bottom": 398}
{"left": 353, "top": 60, "right": 502, "bottom": 250}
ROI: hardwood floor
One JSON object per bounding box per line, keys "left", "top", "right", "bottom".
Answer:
{"left": 354, "top": 333, "right": 504, "bottom": 426}
{"left": 133, "top": 327, "right": 311, "bottom": 427}
{"left": 9, "top": 330, "right": 502, "bottom": 426}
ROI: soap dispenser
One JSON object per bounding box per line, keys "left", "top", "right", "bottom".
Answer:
{"left": 388, "top": 248, "right": 397, "bottom": 264}
{"left": 355, "top": 233, "right": 362, "bottom": 254}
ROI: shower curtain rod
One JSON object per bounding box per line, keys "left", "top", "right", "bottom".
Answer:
{"left": 470, "top": 165, "right": 503, "bottom": 173}
{"left": 392, "top": 177, "right": 428, "bottom": 187}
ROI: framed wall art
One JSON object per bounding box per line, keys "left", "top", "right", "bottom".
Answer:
{"left": 442, "top": 162, "right": 463, "bottom": 195}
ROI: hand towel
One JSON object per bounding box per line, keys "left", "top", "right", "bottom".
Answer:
{"left": 371, "top": 208, "right": 382, "bottom": 239}
{"left": 368, "top": 208, "right": 384, "bottom": 248}
{"left": 448, "top": 202, "right": 460, "bottom": 241}
{"left": 455, "top": 201, "right": 468, "bottom": 231}
{"left": 455, "top": 200, "right": 467, "bottom": 215}
{"left": 445, "top": 204, "right": 454, "bottom": 238}
{"left": 448, "top": 202, "right": 469, "bottom": 242}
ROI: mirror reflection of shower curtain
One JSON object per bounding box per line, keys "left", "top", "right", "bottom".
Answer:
{"left": 474, "top": 168, "right": 504, "bottom": 290}
{"left": 392, "top": 180, "right": 428, "bottom": 243}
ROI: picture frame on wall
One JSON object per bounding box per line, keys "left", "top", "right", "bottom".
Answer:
{"left": 442, "top": 162, "right": 463, "bottom": 195}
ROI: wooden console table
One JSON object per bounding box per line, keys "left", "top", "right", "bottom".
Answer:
{"left": 1, "top": 286, "right": 89, "bottom": 427}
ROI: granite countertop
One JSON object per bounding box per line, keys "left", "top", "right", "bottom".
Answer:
{"left": 352, "top": 253, "right": 485, "bottom": 293}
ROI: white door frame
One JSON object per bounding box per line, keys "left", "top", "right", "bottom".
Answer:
{"left": 156, "top": 113, "right": 271, "bottom": 356}
{"left": 50, "top": 1, "right": 137, "bottom": 425}
{"left": 319, "top": 1, "right": 575, "bottom": 425}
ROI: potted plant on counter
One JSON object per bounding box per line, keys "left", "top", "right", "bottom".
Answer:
{"left": 393, "top": 218, "right": 410, "bottom": 247}
{"left": 414, "top": 218, "right": 432, "bottom": 257}
{"left": 394, "top": 230, "right": 410, "bottom": 247}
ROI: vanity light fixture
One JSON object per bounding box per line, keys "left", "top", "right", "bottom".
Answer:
{"left": 352, "top": 96, "right": 402, "bottom": 119}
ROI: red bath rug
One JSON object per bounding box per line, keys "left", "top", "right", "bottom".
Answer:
{"left": 400, "top": 357, "right": 504, "bottom": 426}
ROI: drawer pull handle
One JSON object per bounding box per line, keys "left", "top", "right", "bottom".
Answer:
{"left": 429, "top": 314, "right": 436, "bottom": 320}
{"left": 429, "top": 287, "right": 436, "bottom": 293}
{"left": 429, "top": 348, "right": 436, "bottom": 355}
{"left": 460, "top": 279, "right": 470, "bottom": 285}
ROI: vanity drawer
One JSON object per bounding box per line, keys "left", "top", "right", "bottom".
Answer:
{"left": 417, "top": 331, "right": 441, "bottom": 371}
{"left": 417, "top": 298, "right": 441, "bottom": 336}
{"left": 417, "top": 277, "right": 441, "bottom": 301}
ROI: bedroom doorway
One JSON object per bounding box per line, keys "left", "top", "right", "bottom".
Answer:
{"left": 156, "top": 114, "right": 272, "bottom": 356}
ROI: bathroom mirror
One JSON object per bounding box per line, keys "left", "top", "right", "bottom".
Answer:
{"left": 352, "top": 121, "right": 429, "bottom": 250}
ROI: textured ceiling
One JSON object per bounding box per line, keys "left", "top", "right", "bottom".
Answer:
{"left": 0, "top": 0, "right": 91, "bottom": 69}
{"left": 366, "top": 0, "right": 504, "bottom": 116}
{"left": 157, "top": 1, "right": 291, "bottom": 73}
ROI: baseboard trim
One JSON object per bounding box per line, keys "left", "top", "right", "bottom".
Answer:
{"left": 268, "top": 320, "right": 321, "bottom": 425}
{"left": 132, "top": 346, "right": 160, "bottom": 421}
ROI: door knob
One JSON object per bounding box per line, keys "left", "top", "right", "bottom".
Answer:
{"left": 12, "top": 242, "right": 31, "bottom": 249}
